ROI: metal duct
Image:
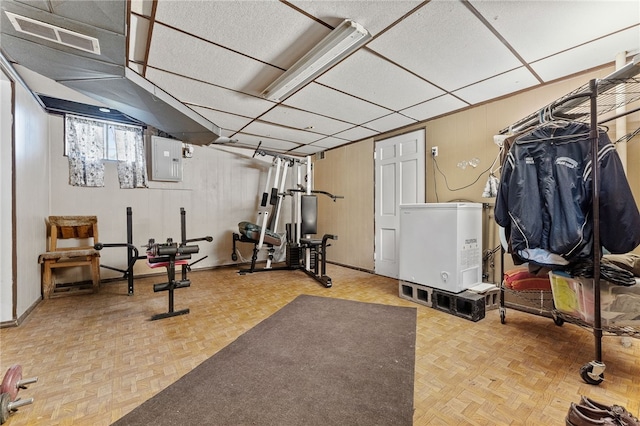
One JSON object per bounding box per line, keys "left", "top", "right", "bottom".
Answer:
{"left": 0, "top": 0, "right": 222, "bottom": 145}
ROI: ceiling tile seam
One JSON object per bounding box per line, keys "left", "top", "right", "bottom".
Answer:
{"left": 260, "top": 104, "right": 363, "bottom": 128}
{"left": 281, "top": 0, "right": 334, "bottom": 31}
{"left": 448, "top": 65, "right": 530, "bottom": 93}
{"left": 461, "top": 0, "right": 543, "bottom": 84}
{"left": 313, "top": 79, "right": 465, "bottom": 118}
{"left": 363, "top": 46, "right": 451, "bottom": 96}
{"left": 358, "top": 112, "right": 414, "bottom": 129}
{"left": 245, "top": 97, "right": 365, "bottom": 137}
{"left": 313, "top": 134, "right": 350, "bottom": 144}
{"left": 125, "top": 0, "right": 132, "bottom": 65}
{"left": 152, "top": 21, "right": 287, "bottom": 71}
{"left": 239, "top": 129, "right": 330, "bottom": 146}
{"left": 183, "top": 102, "right": 256, "bottom": 121}
{"left": 313, "top": 81, "right": 397, "bottom": 113}
{"left": 396, "top": 92, "right": 471, "bottom": 116}
{"left": 366, "top": 0, "right": 431, "bottom": 39}
{"left": 143, "top": 64, "right": 270, "bottom": 102}
{"left": 135, "top": 1, "right": 156, "bottom": 79}
{"left": 527, "top": 23, "right": 640, "bottom": 66}
{"left": 233, "top": 128, "right": 318, "bottom": 146}
{"left": 252, "top": 118, "right": 336, "bottom": 138}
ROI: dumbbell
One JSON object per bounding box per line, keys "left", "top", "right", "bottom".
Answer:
{"left": 0, "top": 393, "right": 33, "bottom": 424}
{"left": 1, "top": 365, "right": 37, "bottom": 401}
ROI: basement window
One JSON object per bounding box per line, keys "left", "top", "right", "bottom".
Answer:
{"left": 65, "top": 114, "right": 147, "bottom": 188}
{"left": 64, "top": 114, "right": 144, "bottom": 161}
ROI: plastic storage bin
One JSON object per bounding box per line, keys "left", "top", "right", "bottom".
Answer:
{"left": 549, "top": 271, "right": 616, "bottom": 324}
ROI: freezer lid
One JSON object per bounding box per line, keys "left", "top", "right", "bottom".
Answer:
{"left": 399, "top": 202, "right": 482, "bottom": 210}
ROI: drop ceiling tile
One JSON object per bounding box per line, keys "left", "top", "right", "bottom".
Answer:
{"left": 318, "top": 50, "right": 444, "bottom": 111}
{"left": 454, "top": 67, "right": 540, "bottom": 105}
{"left": 531, "top": 29, "right": 640, "bottom": 82}
{"left": 367, "top": 0, "right": 521, "bottom": 91}
{"left": 145, "top": 68, "right": 274, "bottom": 118}
{"left": 260, "top": 105, "right": 353, "bottom": 135}
{"left": 234, "top": 133, "right": 301, "bottom": 154}
{"left": 128, "top": 14, "right": 149, "bottom": 63}
{"left": 147, "top": 24, "right": 282, "bottom": 95}
{"left": 288, "top": 0, "right": 424, "bottom": 36}
{"left": 471, "top": 0, "right": 640, "bottom": 63}
{"left": 283, "top": 83, "right": 392, "bottom": 125}
{"left": 362, "top": 113, "right": 416, "bottom": 133}
{"left": 154, "top": 1, "right": 329, "bottom": 70}
{"left": 289, "top": 144, "right": 325, "bottom": 155}
{"left": 189, "top": 106, "right": 254, "bottom": 133}
{"left": 401, "top": 95, "right": 468, "bottom": 121}
{"left": 312, "top": 136, "right": 351, "bottom": 149}
{"left": 334, "top": 126, "right": 378, "bottom": 141}
{"left": 242, "top": 121, "right": 324, "bottom": 144}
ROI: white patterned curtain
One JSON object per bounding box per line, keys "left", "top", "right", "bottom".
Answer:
{"left": 66, "top": 115, "right": 147, "bottom": 189}
{"left": 66, "top": 115, "right": 105, "bottom": 187}
{"left": 112, "top": 124, "right": 147, "bottom": 189}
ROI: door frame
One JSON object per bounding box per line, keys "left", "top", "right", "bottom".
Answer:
{"left": 374, "top": 129, "right": 426, "bottom": 278}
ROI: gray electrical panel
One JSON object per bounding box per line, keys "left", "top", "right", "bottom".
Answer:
{"left": 149, "top": 136, "right": 182, "bottom": 182}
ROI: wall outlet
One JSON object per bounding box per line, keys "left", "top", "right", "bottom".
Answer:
{"left": 431, "top": 146, "right": 438, "bottom": 157}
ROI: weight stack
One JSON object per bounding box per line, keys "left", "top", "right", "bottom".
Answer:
{"left": 286, "top": 244, "right": 302, "bottom": 268}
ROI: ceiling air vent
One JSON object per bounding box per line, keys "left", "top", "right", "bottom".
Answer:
{"left": 5, "top": 11, "right": 100, "bottom": 55}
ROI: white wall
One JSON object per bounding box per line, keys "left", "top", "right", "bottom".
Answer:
{"left": 3, "top": 79, "right": 293, "bottom": 323}
{"left": 7, "top": 72, "right": 50, "bottom": 321}
{"left": 47, "top": 114, "right": 277, "bottom": 281}
{"left": 0, "top": 69, "right": 13, "bottom": 322}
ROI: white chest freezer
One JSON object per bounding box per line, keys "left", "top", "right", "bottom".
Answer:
{"left": 399, "top": 203, "right": 482, "bottom": 293}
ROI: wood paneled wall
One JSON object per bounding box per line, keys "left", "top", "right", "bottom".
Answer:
{"left": 314, "top": 64, "right": 640, "bottom": 277}
{"left": 315, "top": 140, "right": 375, "bottom": 271}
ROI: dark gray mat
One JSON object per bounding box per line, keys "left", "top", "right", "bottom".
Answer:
{"left": 112, "top": 294, "right": 417, "bottom": 426}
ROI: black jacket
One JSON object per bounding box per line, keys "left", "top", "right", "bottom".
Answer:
{"left": 495, "top": 121, "right": 640, "bottom": 267}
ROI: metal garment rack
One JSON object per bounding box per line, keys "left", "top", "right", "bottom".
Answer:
{"left": 500, "top": 54, "right": 640, "bottom": 385}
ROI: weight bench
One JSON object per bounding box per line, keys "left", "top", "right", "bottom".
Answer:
{"left": 145, "top": 238, "right": 198, "bottom": 321}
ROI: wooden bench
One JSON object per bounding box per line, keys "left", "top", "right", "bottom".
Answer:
{"left": 38, "top": 216, "right": 100, "bottom": 298}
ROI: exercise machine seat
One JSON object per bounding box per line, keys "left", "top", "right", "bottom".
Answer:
{"left": 238, "top": 221, "right": 283, "bottom": 246}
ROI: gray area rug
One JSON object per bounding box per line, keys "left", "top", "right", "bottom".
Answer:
{"left": 112, "top": 294, "right": 417, "bottom": 426}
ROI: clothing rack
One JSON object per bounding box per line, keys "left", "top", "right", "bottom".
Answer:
{"left": 500, "top": 54, "right": 640, "bottom": 135}
{"left": 500, "top": 54, "right": 640, "bottom": 385}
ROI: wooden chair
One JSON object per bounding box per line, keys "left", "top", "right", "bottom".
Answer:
{"left": 38, "top": 216, "right": 100, "bottom": 298}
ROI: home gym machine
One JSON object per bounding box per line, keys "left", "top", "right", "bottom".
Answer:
{"left": 95, "top": 207, "right": 212, "bottom": 320}
{"left": 232, "top": 146, "right": 342, "bottom": 288}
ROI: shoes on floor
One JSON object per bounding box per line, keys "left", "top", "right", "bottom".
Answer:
{"left": 565, "top": 397, "right": 640, "bottom": 426}
{"left": 580, "top": 396, "right": 640, "bottom": 426}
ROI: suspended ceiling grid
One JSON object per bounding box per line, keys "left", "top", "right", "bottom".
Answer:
{"left": 3, "top": 0, "right": 640, "bottom": 155}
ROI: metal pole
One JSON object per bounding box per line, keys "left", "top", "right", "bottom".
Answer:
{"left": 589, "top": 79, "right": 603, "bottom": 362}
{"left": 126, "top": 207, "right": 134, "bottom": 295}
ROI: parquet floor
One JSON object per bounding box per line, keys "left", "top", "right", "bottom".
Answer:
{"left": 0, "top": 264, "right": 638, "bottom": 425}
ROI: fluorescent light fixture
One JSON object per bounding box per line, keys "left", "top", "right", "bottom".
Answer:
{"left": 261, "top": 19, "right": 371, "bottom": 102}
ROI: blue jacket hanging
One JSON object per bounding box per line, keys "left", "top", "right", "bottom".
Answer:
{"left": 494, "top": 121, "right": 640, "bottom": 268}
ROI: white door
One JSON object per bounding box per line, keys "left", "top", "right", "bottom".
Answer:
{"left": 374, "top": 130, "right": 425, "bottom": 278}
